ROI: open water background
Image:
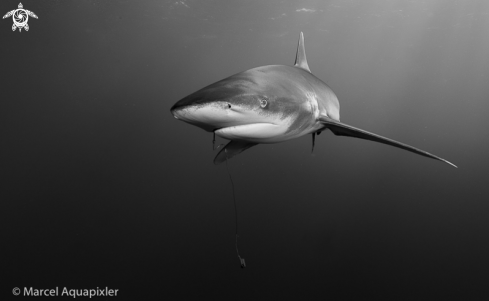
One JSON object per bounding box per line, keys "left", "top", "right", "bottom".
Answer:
{"left": 1, "top": 0, "right": 489, "bottom": 299}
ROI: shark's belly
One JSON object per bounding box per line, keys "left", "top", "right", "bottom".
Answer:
{"left": 215, "top": 111, "right": 319, "bottom": 144}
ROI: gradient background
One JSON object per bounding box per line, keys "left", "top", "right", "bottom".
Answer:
{"left": 2, "top": 0, "right": 488, "bottom": 299}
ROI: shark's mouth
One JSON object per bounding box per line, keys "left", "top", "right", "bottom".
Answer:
{"left": 215, "top": 122, "right": 284, "bottom": 141}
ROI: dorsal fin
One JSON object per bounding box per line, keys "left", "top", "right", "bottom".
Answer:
{"left": 294, "top": 32, "right": 311, "bottom": 73}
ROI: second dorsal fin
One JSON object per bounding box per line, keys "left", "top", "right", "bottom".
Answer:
{"left": 294, "top": 32, "right": 311, "bottom": 73}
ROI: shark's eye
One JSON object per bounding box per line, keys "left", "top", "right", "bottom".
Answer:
{"left": 259, "top": 96, "right": 268, "bottom": 108}
{"left": 227, "top": 103, "right": 232, "bottom": 109}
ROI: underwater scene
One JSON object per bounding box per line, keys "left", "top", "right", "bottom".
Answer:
{"left": 2, "top": 0, "right": 489, "bottom": 299}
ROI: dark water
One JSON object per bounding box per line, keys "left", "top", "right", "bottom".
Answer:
{"left": 2, "top": 0, "right": 488, "bottom": 299}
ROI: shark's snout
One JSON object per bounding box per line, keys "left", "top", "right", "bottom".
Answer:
{"left": 170, "top": 105, "right": 183, "bottom": 120}
{"left": 170, "top": 104, "right": 218, "bottom": 132}
{"left": 170, "top": 100, "right": 190, "bottom": 118}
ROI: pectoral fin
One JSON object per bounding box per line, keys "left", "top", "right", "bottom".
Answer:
{"left": 214, "top": 140, "right": 258, "bottom": 165}
{"left": 319, "top": 116, "right": 457, "bottom": 168}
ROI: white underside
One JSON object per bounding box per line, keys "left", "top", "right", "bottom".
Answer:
{"left": 215, "top": 123, "right": 289, "bottom": 143}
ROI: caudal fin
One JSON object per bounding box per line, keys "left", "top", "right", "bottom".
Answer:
{"left": 319, "top": 116, "right": 457, "bottom": 168}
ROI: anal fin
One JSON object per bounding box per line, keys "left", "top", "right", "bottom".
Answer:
{"left": 319, "top": 116, "right": 457, "bottom": 168}
{"left": 214, "top": 140, "right": 257, "bottom": 165}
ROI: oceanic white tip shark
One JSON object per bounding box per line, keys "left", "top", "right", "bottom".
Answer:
{"left": 170, "top": 32, "right": 456, "bottom": 168}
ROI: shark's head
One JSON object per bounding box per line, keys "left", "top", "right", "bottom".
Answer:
{"left": 170, "top": 66, "right": 316, "bottom": 143}
{"left": 170, "top": 71, "right": 269, "bottom": 133}
{"left": 170, "top": 32, "right": 340, "bottom": 144}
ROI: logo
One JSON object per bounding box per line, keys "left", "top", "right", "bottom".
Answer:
{"left": 3, "top": 3, "right": 38, "bottom": 32}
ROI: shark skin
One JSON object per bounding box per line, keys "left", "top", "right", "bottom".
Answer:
{"left": 170, "top": 32, "right": 456, "bottom": 168}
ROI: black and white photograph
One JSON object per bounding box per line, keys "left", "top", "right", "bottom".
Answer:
{"left": 2, "top": 0, "right": 488, "bottom": 299}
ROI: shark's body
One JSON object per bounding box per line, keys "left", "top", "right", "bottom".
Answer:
{"left": 171, "top": 33, "right": 456, "bottom": 168}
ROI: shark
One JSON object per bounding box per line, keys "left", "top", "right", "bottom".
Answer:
{"left": 170, "top": 32, "right": 456, "bottom": 168}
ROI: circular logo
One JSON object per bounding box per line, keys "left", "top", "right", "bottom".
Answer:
{"left": 12, "top": 287, "right": 21, "bottom": 296}
{"left": 13, "top": 9, "right": 28, "bottom": 27}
